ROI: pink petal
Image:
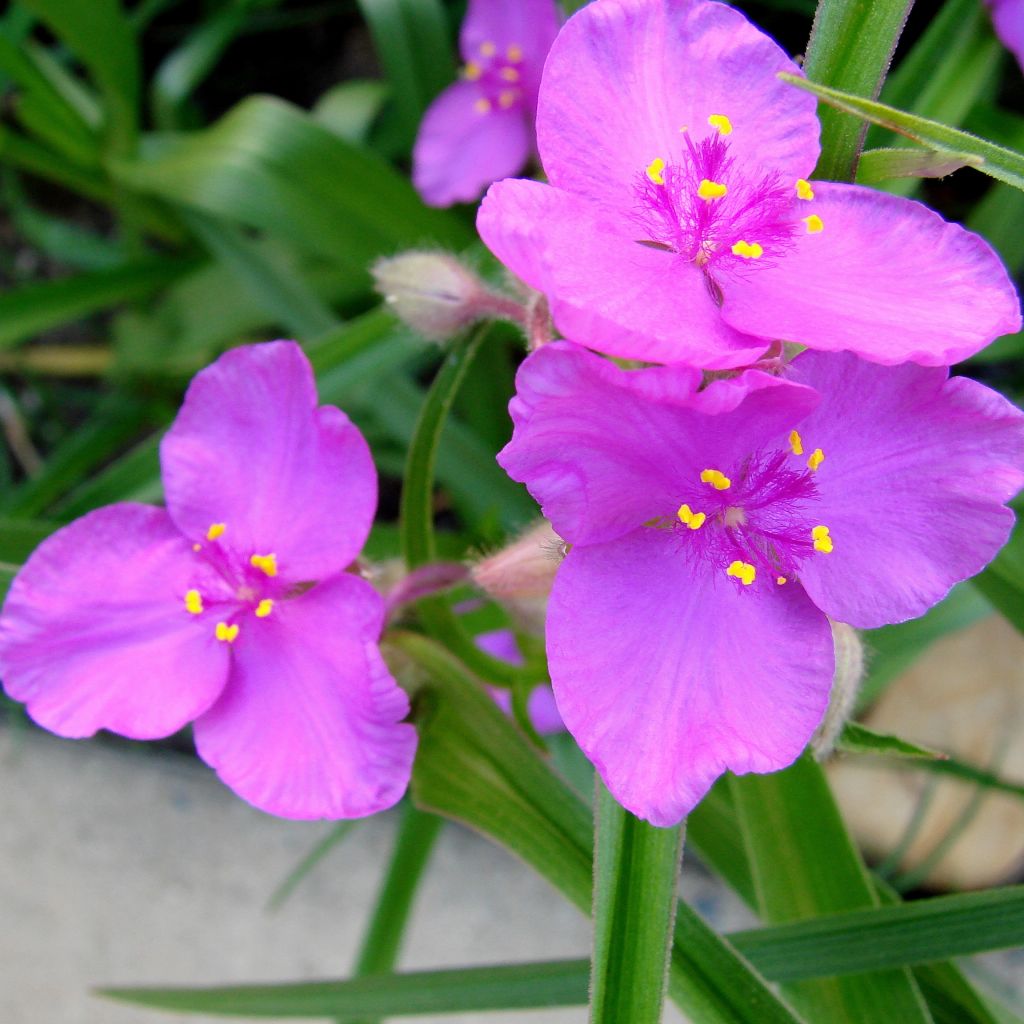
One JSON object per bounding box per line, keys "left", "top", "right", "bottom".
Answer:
{"left": 548, "top": 529, "right": 834, "bottom": 825}
{"left": 498, "top": 342, "right": 817, "bottom": 546}
{"left": 989, "top": 0, "right": 1024, "bottom": 71}
{"left": 537, "top": 0, "right": 819, "bottom": 202}
{"left": 721, "top": 183, "right": 1022, "bottom": 365}
{"left": 0, "top": 505, "right": 228, "bottom": 739}
{"left": 477, "top": 179, "right": 769, "bottom": 366}
{"left": 413, "top": 81, "right": 531, "bottom": 208}
{"left": 161, "top": 342, "right": 376, "bottom": 581}
{"left": 787, "top": 350, "right": 1024, "bottom": 628}
{"left": 193, "top": 574, "right": 416, "bottom": 819}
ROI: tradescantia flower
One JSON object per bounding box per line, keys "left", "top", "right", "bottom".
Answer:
{"left": 988, "top": 0, "right": 1024, "bottom": 72}
{"left": 412, "top": 0, "right": 561, "bottom": 207}
{"left": 478, "top": 0, "right": 1020, "bottom": 368}
{"left": 0, "top": 343, "right": 416, "bottom": 820}
{"left": 497, "top": 342, "right": 1024, "bottom": 825}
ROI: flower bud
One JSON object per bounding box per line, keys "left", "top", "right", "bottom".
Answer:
{"left": 372, "top": 251, "right": 493, "bottom": 340}
{"left": 812, "top": 621, "right": 865, "bottom": 759}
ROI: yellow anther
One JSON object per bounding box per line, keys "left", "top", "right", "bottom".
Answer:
{"left": 731, "top": 240, "right": 763, "bottom": 260}
{"left": 812, "top": 525, "right": 834, "bottom": 554}
{"left": 498, "top": 89, "right": 518, "bottom": 108}
{"left": 803, "top": 214, "right": 824, "bottom": 234}
{"left": 796, "top": 178, "right": 814, "bottom": 200}
{"left": 499, "top": 66, "right": 520, "bottom": 82}
{"left": 250, "top": 553, "right": 278, "bottom": 577}
{"left": 708, "top": 113, "right": 733, "bottom": 136}
{"left": 726, "top": 560, "right": 757, "bottom": 586}
{"left": 700, "top": 468, "right": 731, "bottom": 490}
{"left": 215, "top": 621, "right": 239, "bottom": 643}
{"left": 206, "top": 522, "right": 226, "bottom": 541}
{"left": 464, "top": 61, "right": 482, "bottom": 80}
{"left": 776, "top": 576, "right": 787, "bottom": 585}
{"left": 697, "top": 179, "right": 728, "bottom": 201}
{"left": 474, "top": 97, "right": 492, "bottom": 114}
{"left": 807, "top": 448, "right": 825, "bottom": 471}
{"left": 255, "top": 599, "right": 274, "bottom": 619}
{"left": 507, "top": 43, "right": 523, "bottom": 62}
{"left": 192, "top": 543, "right": 201, "bottom": 552}
{"left": 184, "top": 589, "right": 204, "bottom": 615}
{"left": 789, "top": 429, "right": 804, "bottom": 456}
{"left": 480, "top": 40, "right": 497, "bottom": 56}
{"left": 676, "top": 504, "right": 706, "bottom": 530}
{"left": 646, "top": 158, "right": 666, "bottom": 185}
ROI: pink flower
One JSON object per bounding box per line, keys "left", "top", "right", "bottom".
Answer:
{"left": 0, "top": 343, "right": 416, "bottom": 820}
{"left": 989, "top": 1, "right": 1024, "bottom": 71}
{"left": 477, "top": 0, "right": 1020, "bottom": 368}
{"left": 497, "top": 342, "right": 1024, "bottom": 825}
{"left": 478, "top": 629, "right": 565, "bottom": 735}
{"left": 412, "top": 0, "right": 561, "bottom": 207}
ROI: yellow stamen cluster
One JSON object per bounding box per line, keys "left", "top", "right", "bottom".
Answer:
{"left": 255, "top": 599, "right": 274, "bottom": 618}
{"left": 731, "top": 240, "right": 763, "bottom": 260}
{"left": 677, "top": 503, "right": 706, "bottom": 530}
{"left": 776, "top": 576, "right": 787, "bottom": 585}
{"left": 464, "top": 61, "right": 482, "bottom": 81}
{"left": 216, "top": 622, "right": 239, "bottom": 643}
{"left": 250, "top": 553, "right": 278, "bottom": 577}
{"left": 807, "top": 448, "right": 825, "bottom": 471}
{"left": 796, "top": 178, "right": 814, "bottom": 200}
{"left": 507, "top": 43, "right": 523, "bottom": 62}
{"left": 812, "top": 525, "right": 834, "bottom": 553}
{"left": 480, "top": 40, "right": 497, "bottom": 56}
{"left": 499, "top": 66, "right": 520, "bottom": 82}
{"left": 727, "top": 560, "right": 756, "bottom": 585}
{"left": 789, "top": 429, "right": 804, "bottom": 455}
{"left": 700, "top": 468, "right": 731, "bottom": 490}
{"left": 697, "top": 179, "right": 728, "bottom": 201}
{"left": 206, "top": 522, "right": 226, "bottom": 541}
{"left": 804, "top": 214, "right": 824, "bottom": 234}
{"left": 646, "top": 158, "right": 666, "bottom": 185}
{"left": 184, "top": 589, "right": 203, "bottom": 615}
{"left": 708, "top": 113, "right": 733, "bottom": 136}
{"left": 498, "top": 90, "right": 518, "bottom": 109}
{"left": 474, "top": 97, "right": 491, "bottom": 114}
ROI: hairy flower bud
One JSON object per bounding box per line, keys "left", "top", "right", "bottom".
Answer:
{"left": 813, "top": 621, "right": 865, "bottom": 759}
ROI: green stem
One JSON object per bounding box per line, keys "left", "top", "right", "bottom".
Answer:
{"left": 590, "top": 781, "right": 684, "bottom": 1024}
{"left": 803, "top": 0, "right": 915, "bottom": 181}
{"left": 346, "top": 804, "right": 443, "bottom": 1024}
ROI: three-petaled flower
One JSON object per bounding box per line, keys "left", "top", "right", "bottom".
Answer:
{"left": 413, "top": 0, "right": 561, "bottom": 207}
{"left": 0, "top": 342, "right": 416, "bottom": 819}
{"left": 478, "top": 0, "right": 1020, "bottom": 367}
{"left": 498, "top": 342, "right": 1024, "bottom": 825}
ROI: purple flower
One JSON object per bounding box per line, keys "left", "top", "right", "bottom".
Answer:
{"left": 478, "top": 629, "right": 565, "bottom": 734}
{"left": 988, "top": 0, "right": 1024, "bottom": 72}
{"left": 0, "top": 343, "right": 416, "bottom": 820}
{"left": 477, "top": 0, "right": 1020, "bottom": 368}
{"left": 413, "top": 0, "right": 561, "bottom": 207}
{"left": 498, "top": 342, "right": 1024, "bottom": 825}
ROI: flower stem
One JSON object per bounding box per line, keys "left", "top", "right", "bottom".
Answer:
{"left": 589, "top": 780, "right": 685, "bottom": 1024}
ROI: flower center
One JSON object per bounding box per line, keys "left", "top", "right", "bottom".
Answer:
{"left": 463, "top": 40, "right": 526, "bottom": 114}
{"left": 632, "top": 114, "right": 822, "bottom": 295}
{"left": 657, "top": 430, "right": 835, "bottom": 587}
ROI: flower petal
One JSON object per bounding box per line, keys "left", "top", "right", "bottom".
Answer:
{"left": 537, "top": 0, "right": 819, "bottom": 202}
{"left": 0, "top": 505, "right": 228, "bottom": 739}
{"left": 989, "top": 0, "right": 1024, "bottom": 71}
{"left": 498, "top": 342, "right": 818, "bottom": 546}
{"left": 789, "top": 350, "right": 1024, "bottom": 627}
{"left": 721, "top": 183, "right": 1022, "bottom": 365}
{"left": 161, "top": 341, "right": 376, "bottom": 581}
{"left": 413, "top": 81, "right": 531, "bottom": 207}
{"left": 193, "top": 574, "right": 416, "bottom": 819}
{"left": 477, "top": 178, "right": 769, "bottom": 366}
{"left": 548, "top": 529, "right": 834, "bottom": 825}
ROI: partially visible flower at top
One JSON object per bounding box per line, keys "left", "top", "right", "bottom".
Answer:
{"left": 0, "top": 343, "right": 416, "bottom": 820}
{"left": 478, "top": 0, "right": 1020, "bottom": 368}
{"left": 413, "top": 0, "right": 561, "bottom": 207}
{"left": 498, "top": 342, "right": 1024, "bottom": 825}
{"left": 988, "top": 0, "right": 1024, "bottom": 71}
{"left": 478, "top": 629, "right": 564, "bottom": 735}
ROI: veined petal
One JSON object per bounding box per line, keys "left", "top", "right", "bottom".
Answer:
{"left": 161, "top": 342, "right": 376, "bottom": 581}
{"left": 0, "top": 505, "right": 228, "bottom": 739}
{"left": 789, "top": 351, "right": 1024, "bottom": 627}
{"left": 413, "top": 82, "right": 531, "bottom": 208}
{"left": 477, "top": 178, "right": 769, "bottom": 367}
{"left": 193, "top": 575, "right": 416, "bottom": 819}
{"left": 498, "top": 342, "right": 817, "bottom": 546}
{"left": 548, "top": 530, "right": 834, "bottom": 826}
{"left": 537, "top": 0, "right": 819, "bottom": 202}
{"left": 722, "top": 183, "right": 1022, "bottom": 365}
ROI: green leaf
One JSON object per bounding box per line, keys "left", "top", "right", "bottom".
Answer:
{"left": 782, "top": 73, "right": 1024, "bottom": 191}
{"left": 590, "top": 784, "right": 683, "bottom": 1024}
{"left": 801, "top": 0, "right": 914, "bottom": 179}
{"left": 731, "top": 756, "right": 932, "bottom": 1023}
{"left": 267, "top": 822, "right": 360, "bottom": 911}
{"left": 313, "top": 81, "right": 390, "bottom": 145}
{"left": 973, "top": 503, "right": 1024, "bottom": 635}
{"left": 837, "top": 722, "right": 944, "bottom": 760}
{"left": 856, "top": 147, "right": 982, "bottom": 184}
